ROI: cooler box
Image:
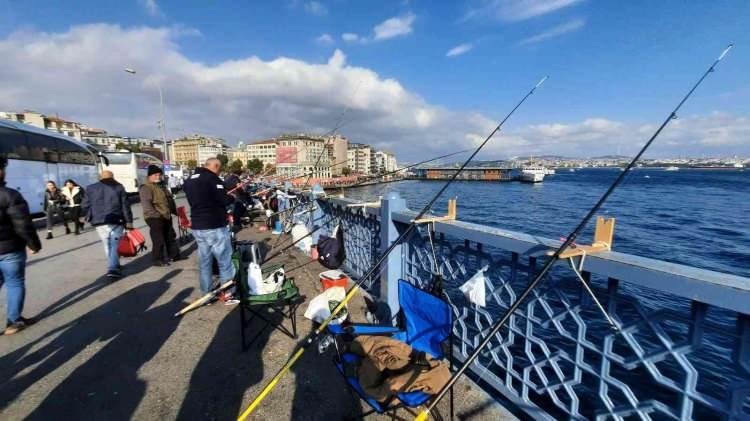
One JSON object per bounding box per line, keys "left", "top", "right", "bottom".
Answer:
{"left": 320, "top": 269, "right": 348, "bottom": 290}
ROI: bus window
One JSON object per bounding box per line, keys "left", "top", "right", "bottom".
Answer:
{"left": 0, "top": 126, "right": 30, "bottom": 159}
{"left": 26, "top": 132, "right": 59, "bottom": 162}
{"left": 103, "top": 153, "right": 133, "bottom": 165}
{"left": 58, "top": 139, "right": 96, "bottom": 165}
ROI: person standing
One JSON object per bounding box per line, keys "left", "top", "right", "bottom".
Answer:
{"left": 139, "top": 165, "right": 183, "bottom": 267}
{"left": 61, "top": 179, "right": 84, "bottom": 235}
{"left": 82, "top": 171, "right": 133, "bottom": 279}
{"left": 183, "top": 158, "right": 235, "bottom": 294}
{"left": 168, "top": 174, "right": 180, "bottom": 196}
{"left": 0, "top": 156, "right": 42, "bottom": 335}
{"left": 43, "top": 181, "right": 69, "bottom": 239}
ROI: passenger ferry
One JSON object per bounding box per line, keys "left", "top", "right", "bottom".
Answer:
{"left": 665, "top": 166, "right": 680, "bottom": 171}
{"left": 520, "top": 166, "right": 546, "bottom": 183}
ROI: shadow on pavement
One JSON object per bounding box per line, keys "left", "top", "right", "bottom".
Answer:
{"left": 176, "top": 306, "right": 275, "bottom": 421}
{"left": 26, "top": 238, "right": 102, "bottom": 267}
{"left": 290, "top": 327, "right": 363, "bottom": 420}
{"left": 0, "top": 270, "right": 191, "bottom": 419}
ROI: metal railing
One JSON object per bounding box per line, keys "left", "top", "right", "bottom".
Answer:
{"left": 301, "top": 191, "right": 750, "bottom": 420}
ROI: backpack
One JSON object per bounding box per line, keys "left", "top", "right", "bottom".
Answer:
{"left": 117, "top": 228, "right": 148, "bottom": 257}
{"left": 317, "top": 224, "right": 345, "bottom": 269}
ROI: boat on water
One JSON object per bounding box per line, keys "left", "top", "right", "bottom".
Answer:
{"left": 520, "top": 166, "right": 546, "bottom": 183}
{"left": 665, "top": 166, "right": 680, "bottom": 171}
{"left": 733, "top": 162, "right": 745, "bottom": 169}
{"left": 568, "top": 168, "right": 576, "bottom": 172}
{"left": 544, "top": 168, "right": 556, "bottom": 176}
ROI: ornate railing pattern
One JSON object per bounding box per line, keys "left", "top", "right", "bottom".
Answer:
{"left": 309, "top": 191, "right": 750, "bottom": 420}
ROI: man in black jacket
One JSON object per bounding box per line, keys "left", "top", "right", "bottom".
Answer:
{"left": 82, "top": 170, "right": 133, "bottom": 279}
{"left": 183, "top": 158, "right": 235, "bottom": 294}
{"left": 0, "top": 156, "right": 42, "bottom": 335}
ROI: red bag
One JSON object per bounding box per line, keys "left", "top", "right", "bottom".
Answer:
{"left": 117, "top": 229, "right": 148, "bottom": 257}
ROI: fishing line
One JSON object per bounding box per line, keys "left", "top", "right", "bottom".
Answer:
{"left": 415, "top": 43, "right": 734, "bottom": 421}
{"left": 237, "top": 75, "right": 548, "bottom": 421}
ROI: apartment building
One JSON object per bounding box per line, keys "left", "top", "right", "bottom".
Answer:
{"left": 1, "top": 110, "right": 83, "bottom": 140}
{"left": 275, "top": 133, "right": 331, "bottom": 178}
{"left": 347, "top": 142, "right": 371, "bottom": 175}
{"left": 170, "top": 135, "right": 227, "bottom": 167}
{"left": 372, "top": 150, "right": 398, "bottom": 174}
{"left": 325, "top": 135, "right": 348, "bottom": 175}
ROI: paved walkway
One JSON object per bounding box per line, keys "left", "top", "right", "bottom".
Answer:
{"left": 0, "top": 198, "right": 516, "bottom": 420}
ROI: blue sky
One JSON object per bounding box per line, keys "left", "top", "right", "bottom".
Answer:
{"left": 1, "top": 0, "right": 748, "bottom": 159}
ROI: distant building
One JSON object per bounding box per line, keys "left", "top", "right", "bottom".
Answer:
{"left": 325, "top": 135, "right": 348, "bottom": 175}
{"left": 1, "top": 110, "right": 83, "bottom": 140}
{"left": 347, "top": 143, "right": 371, "bottom": 175}
{"left": 247, "top": 140, "right": 278, "bottom": 168}
{"left": 170, "top": 135, "right": 227, "bottom": 167}
{"left": 372, "top": 150, "right": 397, "bottom": 174}
{"left": 275, "top": 133, "right": 331, "bottom": 178}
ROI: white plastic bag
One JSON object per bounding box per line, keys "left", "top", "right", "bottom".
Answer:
{"left": 304, "top": 286, "right": 348, "bottom": 325}
{"left": 246, "top": 262, "right": 283, "bottom": 295}
{"left": 459, "top": 266, "right": 488, "bottom": 307}
{"left": 291, "top": 223, "right": 312, "bottom": 253}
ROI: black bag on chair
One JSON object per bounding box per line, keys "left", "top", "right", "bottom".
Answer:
{"left": 317, "top": 224, "right": 345, "bottom": 269}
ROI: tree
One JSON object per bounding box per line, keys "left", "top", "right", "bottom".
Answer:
{"left": 264, "top": 163, "right": 276, "bottom": 174}
{"left": 342, "top": 166, "right": 352, "bottom": 176}
{"left": 246, "top": 158, "right": 264, "bottom": 174}
{"left": 114, "top": 142, "right": 141, "bottom": 153}
{"left": 229, "top": 159, "right": 243, "bottom": 172}
{"left": 187, "top": 159, "right": 198, "bottom": 170}
{"left": 216, "top": 154, "right": 229, "bottom": 167}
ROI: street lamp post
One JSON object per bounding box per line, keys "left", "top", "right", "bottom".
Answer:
{"left": 124, "top": 68, "right": 169, "bottom": 163}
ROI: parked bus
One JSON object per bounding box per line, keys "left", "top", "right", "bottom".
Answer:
{"left": 101, "top": 151, "right": 163, "bottom": 194}
{"left": 0, "top": 119, "right": 105, "bottom": 215}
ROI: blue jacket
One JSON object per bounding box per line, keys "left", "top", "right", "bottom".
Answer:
{"left": 83, "top": 178, "right": 133, "bottom": 227}
{"left": 183, "top": 167, "right": 233, "bottom": 230}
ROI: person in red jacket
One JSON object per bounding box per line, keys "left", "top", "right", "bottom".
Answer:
{"left": 0, "top": 156, "right": 42, "bottom": 335}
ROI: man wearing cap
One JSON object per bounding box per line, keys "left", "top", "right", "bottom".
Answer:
{"left": 0, "top": 156, "right": 42, "bottom": 334}
{"left": 139, "top": 165, "right": 183, "bottom": 267}
{"left": 83, "top": 170, "right": 133, "bottom": 279}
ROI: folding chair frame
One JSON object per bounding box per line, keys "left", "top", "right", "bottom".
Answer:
{"left": 239, "top": 294, "right": 301, "bottom": 351}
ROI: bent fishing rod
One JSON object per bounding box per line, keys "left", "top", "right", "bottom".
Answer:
{"left": 237, "top": 75, "right": 548, "bottom": 421}
{"left": 415, "top": 43, "right": 734, "bottom": 421}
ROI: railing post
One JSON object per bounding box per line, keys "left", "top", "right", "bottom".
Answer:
{"left": 380, "top": 191, "right": 406, "bottom": 321}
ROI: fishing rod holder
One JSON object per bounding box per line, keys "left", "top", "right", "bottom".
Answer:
{"left": 413, "top": 199, "right": 457, "bottom": 224}
{"left": 346, "top": 197, "right": 382, "bottom": 210}
{"left": 549, "top": 216, "right": 616, "bottom": 259}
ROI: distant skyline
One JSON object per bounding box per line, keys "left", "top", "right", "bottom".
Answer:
{"left": 0, "top": 0, "right": 748, "bottom": 160}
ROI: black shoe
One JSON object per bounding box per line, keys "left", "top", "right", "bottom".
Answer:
{"left": 65, "top": 227, "right": 71, "bottom": 235}
{"left": 106, "top": 270, "right": 123, "bottom": 279}
{"left": 170, "top": 256, "right": 188, "bottom": 262}
{"left": 153, "top": 262, "right": 171, "bottom": 267}
{"left": 46, "top": 232, "right": 53, "bottom": 240}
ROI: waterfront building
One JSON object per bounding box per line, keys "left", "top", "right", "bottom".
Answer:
{"left": 372, "top": 150, "right": 397, "bottom": 174}
{"left": 247, "top": 139, "right": 278, "bottom": 168}
{"left": 347, "top": 142, "right": 371, "bottom": 174}
{"left": 325, "top": 135, "right": 348, "bottom": 175}
{"left": 170, "top": 135, "right": 227, "bottom": 167}
{"left": 275, "top": 133, "right": 331, "bottom": 178}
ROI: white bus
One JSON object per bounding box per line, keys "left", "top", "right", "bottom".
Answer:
{"left": 102, "top": 151, "right": 163, "bottom": 194}
{"left": 0, "top": 120, "right": 104, "bottom": 215}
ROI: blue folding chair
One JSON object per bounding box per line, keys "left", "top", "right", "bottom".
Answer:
{"left": 327, "top": 280, "right": 454, "bottom": 419}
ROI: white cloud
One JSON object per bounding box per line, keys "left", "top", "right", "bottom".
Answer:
{"left": 0, "top": 24, "right": 745, "bottom": 160}
{"left": 140, "top": 0, "right": 162, "bottom": 18}
{"left": 315, "top": 33, "right": 334, "bottom": 46}
{"left": 373, "top": 13, "right": 416, "bottom": 41}
{"left": 446, "top": 43, "right": 474, "bottom": 57}
{"left": 518, "top": 17, "right": 585, "bottom": 45}
{"left": 342, "top": 32, "right": 362, "bottom": 43}
{"left": 463, "top": 0, "right": 583, "bottom": 22}
{"left": 304, "top": 1, "right": 328, "bottom": 16}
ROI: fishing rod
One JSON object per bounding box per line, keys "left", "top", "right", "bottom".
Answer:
{"left": 266, "top": 148, "right": 472, "bottom": 221}
{"left": 415, "top": 43, "right": 734, "bottom": 421}
{"left": 237, "top": 75, "right": 548, "bottom": 421}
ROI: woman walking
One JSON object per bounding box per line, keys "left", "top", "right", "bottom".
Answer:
{"left": 43, "top": 181, "right": 69, "bottom": 239}
{"left": 62, "top": 179, "right": 85, "bottom": 235}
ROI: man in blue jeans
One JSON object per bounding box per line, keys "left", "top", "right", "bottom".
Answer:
{"left": 183, "top": 158, "right": 235, "bottom": 294}
{"left": 0, "top": 156, "right": 42, "bottom": 335}
{"left": 83, "top": 170, "right": 133, "bottom": 279}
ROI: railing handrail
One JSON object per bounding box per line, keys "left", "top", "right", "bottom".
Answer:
{"left": 390, "top": 208, "right": 750, "bottom": 314}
